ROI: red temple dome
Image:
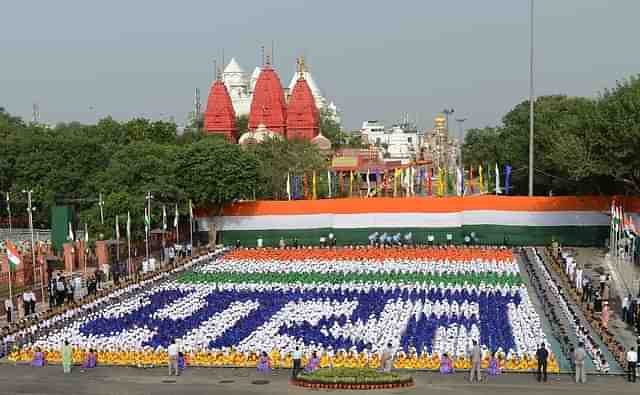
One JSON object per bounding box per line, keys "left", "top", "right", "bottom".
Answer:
{"left": 248, "top": 62, "right": 287, "bottom": 135}
{"left": 204, "top": 76, "right": 237, "bottom": 143}
{"left": 286, "top": 57, "right": 319, "bottom": 141}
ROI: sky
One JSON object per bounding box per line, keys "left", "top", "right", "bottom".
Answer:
{"left": 1, "top": 1, "right": 639, "bottom": 131}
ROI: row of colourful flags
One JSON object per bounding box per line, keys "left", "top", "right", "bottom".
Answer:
{"left": 286, "top": 164, "right": 513, "bottom": 200}
{"left": 65, "top": 200, "right": 195, "bottom": 243}
{"left": 610, "top": 199, "right": 638, "bottom": 261}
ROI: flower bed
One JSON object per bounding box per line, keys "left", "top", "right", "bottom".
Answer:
{"left": 292, "top": 368, "right": 413, "bottom": 390}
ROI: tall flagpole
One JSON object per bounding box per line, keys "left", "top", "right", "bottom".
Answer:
{"left": 528, "top": 0, "right": 535, "bottom": 196}
{"left": 6, "top": 192, "right": 11, "bottom": 233}
{"left": 127, "top": 212, "right": 131, "bottom": 279}
{"left": 189, "top": 200, "right": 194, "bottom": 256}
{"left": 7, "top": 258, "right": 13, "bottom": 302}
{"left": 115, "top": 215, "right": 120, "bottom": 280}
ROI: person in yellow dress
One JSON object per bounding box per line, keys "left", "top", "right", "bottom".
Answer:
{"left": 320, "top": 351, "right": 331, "bottom": 368}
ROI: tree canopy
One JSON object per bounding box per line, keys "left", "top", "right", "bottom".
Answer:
{"left": 462, "top": 75, "right": 640, "bottom": 195}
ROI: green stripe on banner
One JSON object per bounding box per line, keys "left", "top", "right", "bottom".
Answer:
{"left": 178, "top": 271, "right": 523, "bottom": 286}
{"left": 221, "top": 225, "right": 609, "bottom": 248}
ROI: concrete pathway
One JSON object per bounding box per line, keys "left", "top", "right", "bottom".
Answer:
{"left": 0, "top": 365, "right": 638, "bottom": 395}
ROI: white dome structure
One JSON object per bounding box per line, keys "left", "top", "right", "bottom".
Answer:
{"left": 238, "top": 124, "right": 282, "bottom": 145}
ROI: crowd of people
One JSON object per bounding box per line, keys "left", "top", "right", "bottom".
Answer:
{"left": 2, "top": 241, "right": 635, "bottom": 386}
{"left": 1, "top": 247, "right": 218, "bottom": 366}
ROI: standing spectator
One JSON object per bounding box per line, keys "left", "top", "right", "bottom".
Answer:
{"left": 256, "top": 351, "right": 272, "bottom": 378}
{"left": 627, "top": 347, "right": 637, "bottom": 382}
{"left": 4, "top": 298, "right": 13, "bottom": 323}
{"left": 599, "top": 273, "right": 606, "bottom": 293}
{"left": 292, "top": 346, "right": 302, "bottom": 378}
{"left": 602, "top": 302, "right": 610, "bottom": 329}
{"left": 22, "top": 291, "right": 30, "bottom": 317}
{"left": 574, "top": 342, "right": 587, "bottom": 383}
{"left": 56, "top": 276, "right": 65, "bottom": 306}
{"left": 381, "top": 343, "right": 394, "bottom": 372}
{"left": 469, "top": 340, "right": 482, "bottom": 382}
{"left": 28, "top": 290, "right": 36, "bottom": 316}
{"left": 62, "top": 340, "right": 73, "bottom": 374}
{"left": 48, "top": 279, "right": 56, "bottom": 308}
{"left": 582, "top": 279, "right": 591, "bottom": 303}
{"left": 623, "top": 294, "right": 631, "bottom": 324}
{"left": 536, "top": 343, "right": 549, "bottom": 382}
{"left": 167, "top": 338, "right": 179, "bottom": 376}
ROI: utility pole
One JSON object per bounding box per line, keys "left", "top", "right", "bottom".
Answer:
{"left": 528, "top": 0, "right": 535, "bottom": 196}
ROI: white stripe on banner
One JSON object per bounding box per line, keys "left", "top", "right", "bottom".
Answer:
{"left": 198, "top": 211, "right": 610, "bottom": 231}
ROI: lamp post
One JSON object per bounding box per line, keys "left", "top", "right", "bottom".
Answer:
{"left": 145, "top": 192, "right": 153, "bottom": 270}
{"left": 22, "top": 189, "right": 44, "bottom": 302}
{"left": 455, "top": 118, "right": 467, "bottom": 169}
{"left": 528, "top": 0, "right": 535, "bottom": 196}
{"left": 442, "top": 108, "right": 455, "bottom": 138}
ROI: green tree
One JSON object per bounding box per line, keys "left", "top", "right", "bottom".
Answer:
{"left": 319, "top": 107, "right": 342, "bottom": 146}
{"left": 247, "top": 137, "right": 328, "bottom": 200}
{"left": 174, "top": 139, "right": 258, "bottom": 213}
{"left": 235, "top": 115, "right": 249, "bottom": 135}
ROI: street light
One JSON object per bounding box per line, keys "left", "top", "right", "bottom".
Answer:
{"left": 455, "top": 118, "right": 467, "bottom": 169}
{"left": 442, "top": 108, "right": 455, "bottom": 138}
{"left": 98, "top": 193, "right": 105, "bottom": 225}
{"left": 528, "top": 0, "right": 535, "bottom": 196}
{"left": 145, "top": 192, "right": 153, "bottom": 275}
{"left": 22, "top": 189, "right": 44, "bottom": 303}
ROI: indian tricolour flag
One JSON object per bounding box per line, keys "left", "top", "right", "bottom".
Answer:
{"left": 5, "top": 240, "right": 21, "bottom": 270}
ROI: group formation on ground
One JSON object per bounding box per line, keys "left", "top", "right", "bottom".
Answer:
{"left": 5, "top": 246, "right": 562, "bottom": 373}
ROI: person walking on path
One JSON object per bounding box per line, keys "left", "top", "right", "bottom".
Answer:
{"left": 292, "top": 346, "right": 302, "bottom": 378}
{"left": 536, "top": 343, "right": 548, "bottom": 382}
{"left": 627, "top": 347, "right": 637, "bottom": 382}
{"left": 469, "top": 340, "right": 482, "bottom": 382}
{"left": 62, "top": 340, "right": 72, "bottom": 374}
{"left": 167, "top": 338, "right": 179, "bottom": 376}
{"left": 574, "top": 342, "right": 587, "bottom": 384}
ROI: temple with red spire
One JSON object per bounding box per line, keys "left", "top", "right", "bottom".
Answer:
{"left": 204, "top": 68, "right": 238, "bottom": 142}
{"left": 248, "top": 56, "right": 287, "bottom": 136}
{"left": 286, "top": 56, "right": 320, "bottom": 141}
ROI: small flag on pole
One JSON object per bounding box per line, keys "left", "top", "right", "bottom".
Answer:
{"left": 115, "top": 215, "right": 120, "bottom": 240}
{"left": 144, "top": 208, "right": 150, "bottom": 234}
{"left": 189, "top": 200, "right": 194, "bottom": 220}
{"left": 127, "top": 211, "right": 131, "bottom": 239}
{"left": 84, "top": 223, "right": 89, "bottom": 244}
{"left": 312, "top": 171, "right": 317, "bottom": 200}
{"left": 479, "top": 164, "right": 484, "bottom": 194}
{"left": 68, "top": 222, "right": 74, "bottom": 241}
{"left": 286, "top": 173, "right": 292, "bottom": 201}
{"left": 495, "top": 163, "right": 501, "bottom": 195}
{"left": 174, "top": 205, "right": 179, "bottom": 228}
{"left": 327, "top": 171, "right": 332, "bottom": 198}
{"left": 162, "top": 205, "right": 167, "bottom": 231}
{"left": 5, "top": 240, "right": 21, "bottom": 270}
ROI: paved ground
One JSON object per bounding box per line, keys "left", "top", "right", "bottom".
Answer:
{"left": 572, "top": 247, "right": 638, "bottom": 349}
{"left": 0, "top": 365, "right": 637, "bottom": 395}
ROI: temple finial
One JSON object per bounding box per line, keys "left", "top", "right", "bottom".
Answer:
{"left": 297, "top": 55, "right": 306, "bottom": 79}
